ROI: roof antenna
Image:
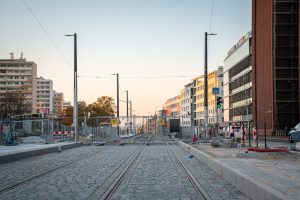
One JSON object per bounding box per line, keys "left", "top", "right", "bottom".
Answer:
{"left": 9, "top": 52, "right": 14, "bottom": 59}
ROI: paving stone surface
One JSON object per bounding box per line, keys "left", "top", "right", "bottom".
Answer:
{"left": 193, "top": 142, "right": 300, "bottom": 199}
{"left": 111, "top": 144, "right": 200, "bottom": 200}
{"left": 0, "top": 134, "right": 248, "bottom": 200}
{"left": 172, "top": 144, "right": 248, "bottom": 200}
{"left": 0, "top": 145, "right": 112, "bottom": 191}
{"left": 0, "top": 145, "right": 141, "bottom": 200}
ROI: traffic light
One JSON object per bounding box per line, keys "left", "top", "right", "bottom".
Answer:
{"left": 217, "top": 97, "right": 223, "bottom": 108}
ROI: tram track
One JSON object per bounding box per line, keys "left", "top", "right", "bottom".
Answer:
{"left": 101, "top": 135, "right": 152, "bottom": 200}
{"left": 161, "top": 135, "right": 211, "bottom": 200}
{"left": 100, "top": 134, "right": 204, "bottom": 200}
{"left": 0, "top": 145, "right": 116, "bottom": 194}
{"left": 0, "top": 134, "right": 150, "bottom": 196}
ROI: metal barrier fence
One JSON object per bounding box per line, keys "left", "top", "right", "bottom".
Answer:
{"left": 5, "top": 115, "right": 152, "bottom": 144}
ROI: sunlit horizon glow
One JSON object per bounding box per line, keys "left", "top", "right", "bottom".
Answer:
{"left": 0, "top": 0, "right": 251, "bottom": 116}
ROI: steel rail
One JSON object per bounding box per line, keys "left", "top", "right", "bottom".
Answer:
{"left": 162, "top": 135, "right": 211, "bottom": 200}
{"left": 102, "top": 135, "right": 152, "bottom": 199}
{"left": 101, "top": 143, "right": 147, "bottom": 200}
{"left": 0, "top": 145, "right": 115, "bottom": 194}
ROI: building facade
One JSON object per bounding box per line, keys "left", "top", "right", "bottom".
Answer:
{"left": 53, "top": 91, "right": 64, "bottom": 116}
{"left": 162, "top": 95, "right": 181, "bottom": 118}
{"left": 193, "top": 67, "right": 223, "bottom": 133}
{"left": 36, "top": 77, "right": 53, "bottom": 114}
{"left": 252, "top": 0, "right": 299, "bottom": 135}
{"left": 0, "top": 55, "right": 37, "bottom": 114}
{"left": 162, "top": 95, "right": 181, "bottom": 130}
{"left": 224, "top": 32, "right": 252, "bottom": 124}
{"left": 180, "top": 82, "right": 194, "bottom": 127}
{"left": 63, "top": 100, "right": 71, "bottom": 110}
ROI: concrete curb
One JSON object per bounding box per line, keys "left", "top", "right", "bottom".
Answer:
{"left": 178, "top": 141, "right": 288, "bottom": 200}
{"left": 0, "top": 143, "right": 83, "bottom": 164}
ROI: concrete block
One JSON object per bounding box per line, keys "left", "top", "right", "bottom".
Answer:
{"left": 221, "top": 166, "right": 236, "bottom": 186}
{"left": 0, "top": 143, "right": 83, "bottom": 164}
{"left": 177, "top": 141, "right": 289, "bottom": 200}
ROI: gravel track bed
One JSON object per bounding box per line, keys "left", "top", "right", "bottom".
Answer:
{"left": 0, "top": 145, "right": 113, "bottom": 191}
{"left": 0, "top": 145, "right": 142, "bottom": 200}
{"left": 171, "top": 144, "right": 249, "bottom": 200}
{"left": 110, "top": 144, "right": 200, "bottom": 200}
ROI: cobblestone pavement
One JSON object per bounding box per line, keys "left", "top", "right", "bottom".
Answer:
{"left": 0, "top": 145, "right": 142, "bottom": 200}
{"left": 171, "top": 144, "right": 249, "bottom": 200}
{"left": 0, "top": 134, "right": 248, "bottom": 200}
{"left": 111, "top": 144, "right": 200, "bottom": 200}
{"left": 0, "top": 145, "right": 113, "bottom": 191}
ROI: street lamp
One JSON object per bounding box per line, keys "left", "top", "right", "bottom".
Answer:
{"left": 123, "top": 90, "right": 129, "bottom": 134}
{"left": 204, "top": 32, "right": 217, "bottom": 138}
{"left": 65, "top": 33, "right": 78, "bottom": 143}
{"left": 112, "top": 73, "right": 119, "bottom": 136}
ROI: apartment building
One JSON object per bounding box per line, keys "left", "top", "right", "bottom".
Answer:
{"left": 162, "top": 95, "right": 181, "bottom": 118}
{"left": 0, "top": 55, "right": 37, "bottom": 114}
{"left": 180, "top": 82, "right": 194, "bottom": 127}
{"left": 36, "top": 76, "right": 53, "bottom": 114}
{"left": 193, "top": 67, "right": 223, "bottom": 133}
{"left": 53, "top": 91, "right": 64, "bottom": 115}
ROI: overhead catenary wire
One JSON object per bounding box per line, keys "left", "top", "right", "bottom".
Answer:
{"left": 78, "top": 75, "right": 196, "bottom": 79}
{"left": 22, "top": 0, "right": 72, "bottom": 70}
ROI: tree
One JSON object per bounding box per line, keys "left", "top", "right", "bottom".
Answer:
{"left": 0, "top": 92, "right": 29, "bottom": 117}
{"left": 61, "top": 96, "right": 115, "bottom": 127}
{"left": 87, "top": 96, "right": 115, "bottom": 126}
{"left": 61, "top": 106, "right": 73, "bottom": 126}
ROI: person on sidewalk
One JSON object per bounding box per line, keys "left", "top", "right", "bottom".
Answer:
{"left": 192, "top": 134, "right": 197, "bottom": 143}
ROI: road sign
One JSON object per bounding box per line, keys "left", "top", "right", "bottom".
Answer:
{"left": 159, "top": 119, "right": 165, "bottom": 125}
{"left": 111, "top": 119, "right": 117, "bottom": 127}
{"left": 212, "top": 87, "right": 219, "bottom": 95}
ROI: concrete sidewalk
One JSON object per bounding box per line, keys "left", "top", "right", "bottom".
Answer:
{"left": 178, "top": 140, "right": 300, "bottom": 200}
{"left": 0, "top": 142, "right": 83, "bottom": 164}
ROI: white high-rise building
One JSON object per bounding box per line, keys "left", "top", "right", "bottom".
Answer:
{"left": 180, "top": 82, "right": 194, "bottom": 127}
{"left": 0, "top": 54, "right": 37, "bottom": 114}
{"left": 36, "top": 76, "right": 53, "bottom": 114}
{"left": 53, "top": 91, "right": 64, "bottom": 115}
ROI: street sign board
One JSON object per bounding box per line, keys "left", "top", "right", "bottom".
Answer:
{"left": 212, "top": 87, "right": 219, "bottom": 95}
{"left": 111, "top": 119, "right": 117, "bottom": 127}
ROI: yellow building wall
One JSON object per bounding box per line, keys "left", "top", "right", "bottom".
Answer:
{"left": 194, "top": 71, "right": 219, "bottom": 117}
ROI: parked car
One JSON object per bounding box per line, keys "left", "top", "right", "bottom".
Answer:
{"left": 288, "top": 123, "right": 300, "bottom": 143}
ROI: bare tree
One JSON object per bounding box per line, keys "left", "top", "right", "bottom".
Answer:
{"left": 0, "top": 92, "right": 28, "bottom": 117}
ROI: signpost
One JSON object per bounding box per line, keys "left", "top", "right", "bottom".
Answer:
{"left": 111, "top": 118, "right": 117, "bottom": 127}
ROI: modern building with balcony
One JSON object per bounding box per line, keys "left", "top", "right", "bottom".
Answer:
{"left": 223, "top": 32, "right": 252, "bottom": 125}
{"left": 36, "top": 76, "right": 53, "bottom": 114}
{"left": 0, "top": 54, "right": 37, "bottom": 114}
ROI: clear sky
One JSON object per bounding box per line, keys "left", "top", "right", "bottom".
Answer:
{"left": 0, "top": 0, "right": 251, "bottom": 116}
